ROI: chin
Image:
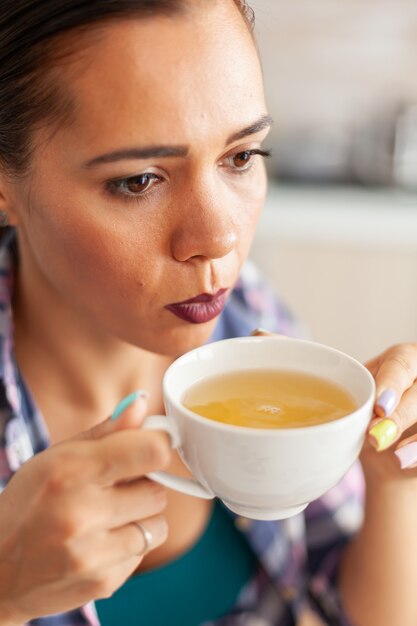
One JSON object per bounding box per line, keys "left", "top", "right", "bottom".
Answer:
{"left": 133, "top": 320, "right": 218, "bottom": 358}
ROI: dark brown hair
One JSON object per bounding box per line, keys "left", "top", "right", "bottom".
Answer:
{"left": 0, "top": 0, "right": 254, "bottom": 175}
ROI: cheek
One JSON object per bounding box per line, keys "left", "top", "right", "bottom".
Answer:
{"left": 21, "top": 192, "right": 157, "bottom": 308}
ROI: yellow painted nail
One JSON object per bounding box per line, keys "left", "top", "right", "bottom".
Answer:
{"left": 369, "top": 419, "right": 398, "bottom": 451}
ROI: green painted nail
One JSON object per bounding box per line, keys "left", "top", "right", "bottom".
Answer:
{"left": 111, "top": 390, "right": 148, "bottom": 420}
{"left": 369, "top": 419, "right": 398, "bottom": 451}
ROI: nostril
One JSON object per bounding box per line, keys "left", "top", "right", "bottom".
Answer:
{"left": 170, "top": 228, "right": 238, "bottom": 263}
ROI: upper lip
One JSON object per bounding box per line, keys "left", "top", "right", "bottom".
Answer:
{"left": 167, "top": 288, "right": 228, "bottom": 306}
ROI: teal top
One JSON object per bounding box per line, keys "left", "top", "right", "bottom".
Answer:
{"left": 95, "top": 500, "right": 257, "bottom": 626}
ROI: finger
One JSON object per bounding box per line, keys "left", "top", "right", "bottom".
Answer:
{"left": 108, "top": 514, "right": 168, "bottom": 565}
{"left": 250, "top": 328, "right": 287, "bottom": 337}
{"left": 91, "top": 522, "right": 168, "bottom": 602}
{"left": 368, "top": 382, "right": 417, "bottom": 451}
{"left": 92, "top": 556, "right": 141, "bottom": 600}
{"left": 75, "top": 391, "right": 149, "bottom": 442}
{"left": 395, "top": 433, "right": 417, "bottom": 470}
{"left": 85, "top": 428, "right": 172, "bottom": 485}
{"left": 103, "top": 478, "right": 168, "bottom": 528}
{"left": 72, "top": 515, "right": 168, "bottom": 578}
{"left": 372, "top": 344, "right": 417, "bottom": 419}
{"left": 363, "top": 355, "right": 381, "bottom": 377}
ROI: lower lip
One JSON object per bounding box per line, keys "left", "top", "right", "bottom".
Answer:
{"left": 165, "top": 293, "right": 228, "bottom": 324}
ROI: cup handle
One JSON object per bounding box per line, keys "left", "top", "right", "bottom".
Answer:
{"left": 141, "top": 415, "right": 215, "bottom": 500}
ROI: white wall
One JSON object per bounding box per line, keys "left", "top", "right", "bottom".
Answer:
{"left": 253, "top": 0, "right": 417, "bottom": 139}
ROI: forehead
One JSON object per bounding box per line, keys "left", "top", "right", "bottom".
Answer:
{"left": 56, "top": 4, "right": 265, "bottom": 150}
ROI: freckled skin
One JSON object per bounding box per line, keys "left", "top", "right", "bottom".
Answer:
{"left": 6, "top": 2, "right": 269, "bottom": 358}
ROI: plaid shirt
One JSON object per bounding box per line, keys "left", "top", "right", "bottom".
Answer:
{"left": 0, "top": 233, "right": 363, "bottom": 626}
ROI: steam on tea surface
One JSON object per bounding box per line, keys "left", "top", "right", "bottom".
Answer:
{"left": 183, "top": 369, "right": 357, "bottom": 429}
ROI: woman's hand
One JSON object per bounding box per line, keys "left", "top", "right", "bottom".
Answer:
{"left": 0, "top": 394, "right": 171, "bottom": 625}
{"left": 340, "top": 344, "right": 417, "bottom": 626}
{"left": 252, "top": 330, "right": 417, "bottom": 478}
{"left": 362, "top": 343, "right": 417, "bottom": 480}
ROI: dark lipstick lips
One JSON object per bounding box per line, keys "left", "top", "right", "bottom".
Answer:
{"left": 165, "top": 289, "right": 228, "bottom": 324}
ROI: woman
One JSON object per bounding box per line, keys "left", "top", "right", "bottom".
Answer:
{"left": 0, "top": 1, "right": 416, "bottom": 625}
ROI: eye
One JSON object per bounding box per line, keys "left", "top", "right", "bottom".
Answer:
{"left": 107, "top": 173, "right": 162, "bottom": 198}
{"left": 224, "top": 148, "right": 271, "bottom": 173}
{"left": 233, "top": 151, "right": 253, "bottom": 169}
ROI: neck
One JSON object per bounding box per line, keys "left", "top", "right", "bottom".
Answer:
{"left": 12, "top": 242, "right": 171, "bottom": 439}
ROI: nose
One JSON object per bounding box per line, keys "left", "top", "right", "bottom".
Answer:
{"left": 170, "top": 182, "right": 238, "bottom": 263}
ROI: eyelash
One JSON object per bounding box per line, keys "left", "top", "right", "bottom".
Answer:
{"left": 106, "top": 148, "right": 272, "bottom": 201}
{"left": 221, "top": 148, "right": 272, "bottom": 173}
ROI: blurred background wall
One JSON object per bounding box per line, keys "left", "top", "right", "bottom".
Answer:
{"left": 253, "top": 0, "right": 417, "bottom": 185}
{"left": 249, "top": 0, "right": 417, "bottom": 362}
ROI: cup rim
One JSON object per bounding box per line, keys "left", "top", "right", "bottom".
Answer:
{"left": 163, "top": 336, "right": 376, "bottom": 436}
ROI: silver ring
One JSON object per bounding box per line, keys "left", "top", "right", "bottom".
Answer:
{"left": 134, "top": 522, "right": 153, "bottom": 555}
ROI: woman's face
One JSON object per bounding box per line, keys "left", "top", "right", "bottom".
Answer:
{"left": 8, "top": 1, "right": 270, "bottom": 356}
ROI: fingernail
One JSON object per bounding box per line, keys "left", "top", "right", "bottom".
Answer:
{"left": 368, "top": 418, "right": 399, "bottom": 451}
{"left": 111, "top": 390, "right": 148, "bottom": 420}
{"left": 375, "top": 389, "right": 397, "bottom": 417}
{"left": 250, "top": 328, "right": 271, "bottom": 336}
{"left": 395, "top": 441, "right": 417, "bottom": 469}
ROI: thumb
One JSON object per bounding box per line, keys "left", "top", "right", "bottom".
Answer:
{"left": 75, "top": 390, "right": 149, "bottom": 442}
{"left": 250, "top": 328, "right": 274, "bottom": 337}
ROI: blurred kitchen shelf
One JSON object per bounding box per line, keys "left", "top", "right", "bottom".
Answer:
{"left": 251, "top": 183, "right": 417, "bottom": 361}
{"left": 259, "top": 184, "right": 417, "bottom": 250}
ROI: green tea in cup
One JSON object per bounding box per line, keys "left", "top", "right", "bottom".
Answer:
{"left": 183, "top": 369, "right": 357, "bottom": 429}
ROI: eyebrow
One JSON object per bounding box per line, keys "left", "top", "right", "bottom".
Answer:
{"left": 83, "top": 114, "right": 273, "bottom": 168}
{"left": 226, "top": 114, "right": 273, "bottom": 144}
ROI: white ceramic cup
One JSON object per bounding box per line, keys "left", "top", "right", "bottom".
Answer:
{"left": 142, "top": 336, "right": 375, "bottom": 520}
